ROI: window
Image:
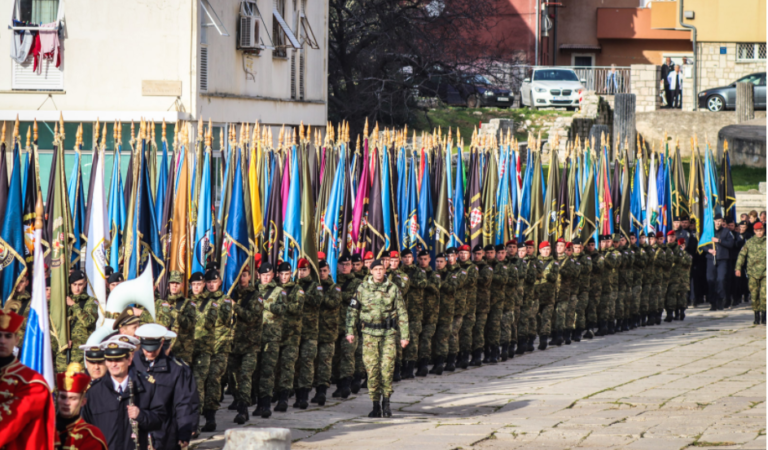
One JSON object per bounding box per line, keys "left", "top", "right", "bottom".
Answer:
{"left": 533, "top": 70, "right": 579, "bottom": 82}
{"left": 200, "top": 46, "right": 209, "bottom": 92}
{"left": 273, "top": 0, "right": 286, "bottom": 57}
{"left": 11, "top": 0, "right": 64, "bottom": 90}
{"left": 16, "top": 0, "right": 59, "bottom": 24}
{"left": 737, "top": 43, "right": 766, "bottom": 62}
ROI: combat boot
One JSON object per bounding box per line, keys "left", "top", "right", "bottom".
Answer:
{"left": 293, "top": 389, "right": 302, "bottom": 408}
{"left": 298, "top": 388, "right": 309, "bottom": 410}
{"left": 755, "top": 311, "right": 760, "bottom": 325}
{"left": 311, "top": 385, "right": 326, "bottom": 405}
{"left": 482, "top": 345, "right": 491, "bottom": 363}
{"left": 500, "top": 344, "right": 509, "bottom": 361}
{"left": 584, "top": 327, "right": 594, "bottom": 339}
{"left": 515, "top": 341, "right": 526, "bottom": 355}
{"left": 200, "top": 409, "right": 216, "bottom": 432}
{"left": 255, "top": 396, "right": 272, "bottom": 418}
{"left": 538, "top": 335, "right": 549, "bottom": 350}
{"left": 401, "top": 360, "right": 414, "bottom": 379}
{"left": 550, "top": 331, "right": 563, "bottom": 346}
{"left": 227, "top": 398, "right": 239, "bottom": 410}
{"left": 331, "top": 379, "right": 343, "bottom": 398}
{"left": 274, "top": 390, "right": 289, "bottom": 412}
{"left": 527, "top": 335, "right": 536, "bottom": 352}
{"left": 469, "top": 348, "right": 484, "bottom": 366}
{"left": 673, "top": 309, "right": 680, "bottom": 320}
{"left": 382, "top": 396, "right": 393, "bottom": 417}
{"left": 564, "top": 330, "right": 572, "bottom": 345}
{"left": 761, "top": 311, "right": 766, "bottom": 325}
{"left": 361, "top": 376, "right": 368, "bottom": 389}
{"left": 488, "top": 346, "right": 499, "bottom": 364}
{"left": 664, "top": 309, "right": 674, "bottom": 322}
{"left": 621, "top": 319, "right": 630, "bottom": 332}
{"left": 393, "top": 362, "right": 402, "bottom": 382}
{"left": 234, "top": 403, "right": 249, "bottom": 425}
{"left": 595, "top": 320, "right": 606, "bottom": 336}
{"left": 368, "top": 400, "right": 382, "bottom": 418}
{"left": 572, "top": 329, "right": 582, "bottom": 342}
{"left": 350, "top": 373, "right": 363, "bottom": 394}
{"left": 630, "top": 315, "right": 638, "bottom": 329}
{"left": 679, "top": 308, "right": 686, "bottom": 321}
{"left": 430, "top": 356, "right": 445, "bottom": 375}
{"left": 415, "top": 358, "right": 429, "bottom": 377}
{"left": 339, "top": 377, "right": 352, "bottom": 399}
{"left": 445, "top": 353, "right": 457, "bottom": 372}
{"left": 607, "top": 321, "right": 615, "bottom": 335}
{"left": 401, "top": 360, "right": 410, "bottom": 379}
{"left": 457, "top": 351, "right": 469, "bottom": 369}
{"left": 508, "top": 343, "right": 516, "bottom": 359}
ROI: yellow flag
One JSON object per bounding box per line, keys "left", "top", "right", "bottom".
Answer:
{"left": 249, "top": 142, "right": 263, "bottom": 238}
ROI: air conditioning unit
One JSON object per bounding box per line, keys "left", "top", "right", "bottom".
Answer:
{"left": 238, "top": 1, "right": 261, "bottom": 50}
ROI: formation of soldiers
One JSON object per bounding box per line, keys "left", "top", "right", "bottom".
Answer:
{"left": 1, "top": 214, "right": 766, "bottom": 449}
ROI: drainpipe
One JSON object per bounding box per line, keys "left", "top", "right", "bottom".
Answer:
{"left": 535, "top": 0, "right": 540, "bottom": 66}
{"left": 678, "top": 0, "right": 697, "bottom": 111}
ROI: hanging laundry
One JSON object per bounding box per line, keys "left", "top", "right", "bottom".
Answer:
{"left": 10, "top": 27, "right": 34, "bottom": 64}
{"left": 35, "top": 22, "right": 60, "bottom": 73}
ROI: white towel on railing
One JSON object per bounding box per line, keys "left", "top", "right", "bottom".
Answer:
{"left": 11, "top": 30, "right": 34, "bottom": 64}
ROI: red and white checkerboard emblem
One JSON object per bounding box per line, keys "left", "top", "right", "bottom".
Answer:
{"left": 470, "top": 207, "right": 482, "bottom": 228}
{"left": 409, "top": 215, "right": 419, "bottom": 235}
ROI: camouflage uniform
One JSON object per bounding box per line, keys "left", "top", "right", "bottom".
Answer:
{"left": 641, "top": 242, "right": 655, "bottom": 320}
{"left": 617, "top": 244, "right": 633, "bottom": 323}
{"left": 155, "top": 292, "right": 197, "bottom": 364}
{"left": 676, "top": 248, "right": 693, "bottom": 311}
{"left": 736, "top": 234, "right": 766, "bottom": 312}
{"left": 512, "top": 256, "right": 529, "bottom": 347}
{"left": 447, "top": 263, "right": 468, "bottom": 357}
{"left": 472, "top": 259, "right": 493, "bottom": 353}
{"left": 459, "top": 259, "right": 478, "bottom": 357}
{"left": 571, "top": 251, "right": 591, "bottom": 332}
{"left": 387, "top": 268, "right": 410, "bottom": 367}
{"left": 295, "top": 275, "right": 323, "bottom": 390}
{"left": 665, "top": 244, "right": 683, "bottom": 311}
{"left": 553, "top": 252, "right": 578, "bottom": 338}
{"left": 402, "top": 263, "right": 428, "bottom": 364}
{"left": 257, "top": 281, "right": 287, "bottom": 398}
{"left": 523, "top": 255, "right": 540, "bottom": 343}
{"left": 277, "top": 280, "right": 305, "bottom": 392}
{"left": 599, "top": 246, "right": 619, "bottom": 325}
{"left": 418, "top": 266, "right": 441, "bottom": 362}
{"left": 632, "top": 244, "right": 647, "bottom": 321}
{"left": 659, "top": 244, "right": 674, "bottom": 311}
{"left": 55, "top": 293, "right": 100, "bottom": 371}
{"left": 191, "top": 291, "right": 221, "bottom": 411}
{"left": 536, "top": 255, "right": 559, "bottom": 337}
{"left": 204, "top": 290, "right": 234, "bottom": 411}
{"left": 352, "top": 270, "right": 367, "bottom": 381}
{"left": 314, "top": 276, "right": 341, "bottom": 389}
{"left": 227, "top": 284, "right": 263, "bottom": 406}
{"left": 345, "top": 277, "right": 409, "bottom": 402}
{"left": 499, "top": 257, "right": 519, "bottom": 352}
{"left": 332, "top": 272, "right": 363, "bottom": 382}
{"left": 587, "top": 249, "right": 604, "bottom": 329}
{"left": 485, "top": 260, "right": 507, "bottom": 350}
{"left": 433, "top": 265, "right": 460, "bottom": 359}
{"left": 649, "top": 242, "right": 668, "bottom": 316}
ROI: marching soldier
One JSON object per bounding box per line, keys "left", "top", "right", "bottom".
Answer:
{"left": 617, "top": 235, "right": 632, "bottom": 332}
{"left": 597, "top": 235, "right": 619, "bottom": 336}
{"left": 416, "top": 250, "right": 441, "bottom": 377}
{"left": 155, "top": 271, "right": 197, "bottom": 364}
{"left": 295, "top": 258, "right": 323, "bottom": 409}
{"left": 312, "top": 259, "right": 341, "bottom": 405}
{"left": 584, "top": 238, "right": 602, "bottom": 338}
{"left": 510, "top": 241, "right": 529, "bottom": 355}
{"left": 254, "top": 263, "right": 287, "bottom": 418}
{"left": 345, "top": 259, "right": 409, "bottom": 418}
{"left": 521, "top": 241, "right": 539, "bottom": 352}
{"left": 552, "top": 238, "right": 578, "bottom": 346}
{"left": 400, "top": 249, "right": 427, "bottom": 378}
{"left": 630, "top": 234, "right": 646, "bottom": 329}
{"left": 675, "top": 238, "right": 693, "bottom": 320}
{"left": 736, "top": 221, "right": 766, "bottom": 324}
{"left": 445, "top": 247, "right": 467, "bottom": 372}
{"left": 570, "top": 238, "right": 591, "bottom": 342}
{"left": 500, "top": 241, "right": 519, "bottom": 360}
{"left": 458, "top": 244, "right": 478, "bottom": 367}
{"left": 386, "top": 251, "right": 409, "bottom": 380}
{"left": 188, "top": 271, "right": 219, "bottom": 427}
{"left": 485, "top": 245, "right": 507, "bottom": 362}
{"left": 58, "top": 270, "right": 100, "bottom": 371}
{"left": 275, "top": 262, "right": 304, "bottom": 412}
{"left": 431, "top": 251, "right": 459, "bottom": 374}
{"left": 470, "top": 245, "right": 492, "bottom": 366}
{"left": 536, "top": 241, "right": 559, "bottom": 350}
{"left": 332, "top": 255, "right": 363, "bottom": 397}
{"left": 54, "top": 363, "right": 108, "bottom": 450}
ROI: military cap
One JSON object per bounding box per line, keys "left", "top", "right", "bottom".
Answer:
{"left": 107, "top": 272, "right": 124, "bottom": 284}
{"left": 472, "top": 244, "right": 484, "bottom": 253}
{"left": 739, "top": 220, "right": 748, "bottom": 226}
{"left": 351, "top": 254, "right": 363, "bottom": 263}
{"left": 673, "top": 216, "right": 681, "bottom": 221}
{"left": 190, "top": 272, "right": 205, "bottom": 283}
{"left": 204, "top": 269, "right": 220, "bottom": 281}
{"left": 655, "top": 231, "right": 664, "bottom": 239}
{"left": 418, "top": 250, "right": 430, "bottom": 257}
{"left": 538, "top": 241, "right": 550, "bottom": 250}
{"left": 666, "top": 230, "right": 676, "bottom": 236}
{"left": 400, "top": 249, "right": 411, "bottom": 257}
{"left": 69, "top": 270, "right": 86, "bottom": 284}
{"left": 611, "top": 233, "right": 620, "bottom": 242}
{"left": 714, "top": 213, "right": 723, "bottom": 220}
{"left": 556, "top": 237, "right": 565, "bottom": 244}
{"left": 164, "top": 330, "right": 178, "bottom": 340}
{"left": 0, "top": 310, "right": 24, "bottom": 333}
{"left": 390, "top": 250, "right": 400, "bottom": 259}
{"left": 277, "top": 262, "right": 292, "bottom": 273}
{"left": 435, "top": 252, "right": 446, "bottom": 259}
{"left": 754, "top": 222, "right": 763, "bottom": 230}
{"left": 101, "top": 339, "right": 136, "bottom": 359}
{"left": 677, "top": 238, "right": 686, "bottom": 245}
{"left": 105, "top": 266, "right": 114, "bottom": 277}
{"left": 135, "top": 323, "right": 169, "bottom": 352}
{"left": 445, "top": 247, "right": 457, "bottom": 255}
{"left": 494, "top": 244, "right": 505, "bottom": 251}
{"left": 505, "top": 239, "right": 518, "bottom": 246}
{"left": 689, "top": 218, "right": 697, "bottom": 224}
{"left": 112, "top": 307, "right": 140, "bottom": 330}
{"left": 258, "top": 262, "right": 274, "bottom": 274}
{"left": 79, "top": 344, "right": 105, "bottom": 362}
{"left": 458, "top": 244, "right": 470, "bottom": 252}
{"left": 364, "top": 251, "right": 374, "bottom": 261}
{"left": 297, "top": 258, "right": 310, "bottom": 269}
{"left": 566, "top": 242, "right": 573, "bottom": 249}
{"left": 254, "top": 253, "right": 263, "bottom": 267}
{"left": 369, "top": 259, "right": 383, "bottom": 269}
{"left": 572, "top": 237, "right": 583, "bottom": 245}
{"left": 525, "top": 240, "right": 535, "bottom": 246}
{"left": 483, "top": 244, "right": 495, "bottom": 252}
{"left": 338, "top": 255, "right": 352, "bottom": 263}
{"left": 681, "top": 215, "right": 690, "bottom": 220}
{"left": 647, "top": 232, "right": 656, "bottom": 238}
{"left": 169, "top": 271, "right": 183, "bottom": 284}
{"left": 586, "top": 237, "right": 595, "bottom": 245}
{"left": 206, "top": 261, "right": 220, "bottom": 271}
{"left": 317, "top": 251, "right": 326, "bottom": 260}
{"left": 318, "top": 260, "right": 328, "bottom": 269}
{"left": 725, "top": 217, "right": 734, "bottom": 224}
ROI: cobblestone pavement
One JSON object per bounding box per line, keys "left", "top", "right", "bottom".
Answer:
{"left": 192, "top": 305, "right": 765, "bottom": 450}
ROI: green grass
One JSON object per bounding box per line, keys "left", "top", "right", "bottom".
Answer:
{"left": 730, "top": 164, "right": 765, "bottom": 192}
{"left": 410, "top": 105, "right": 574, "bottom": 143}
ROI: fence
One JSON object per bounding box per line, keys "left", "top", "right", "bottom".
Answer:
{"left": 503, "top": 66, "right": 631, "bottom": 96}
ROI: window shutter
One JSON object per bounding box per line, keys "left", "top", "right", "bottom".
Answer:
{"left": 200, "top": 46, "right": 209, "bottom": 92}
{"left": 13, "top": 58, "right": 64, "bottom": 90}
{"left": 290, "top": 51, "right": 297, "bottom": 99}
{"left": 299, "top": 49, "right": 305, "bottom": 100}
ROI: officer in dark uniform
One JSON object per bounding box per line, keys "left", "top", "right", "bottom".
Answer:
{"left": 133, "top": 324, "right": 199, "bottom": 450}
{"left": 79, "top": 344, "right": 108, "bottom": 381}
{"left": 82, "top": 337, "right": 167, "bottom": 450}
{"left": 704, "top": 214, "right": 735, "bottom": 311}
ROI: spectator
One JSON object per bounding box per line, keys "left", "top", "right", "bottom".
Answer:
{"left": 660, "top": 58, "right": 675, "bottom": 108}
{"left": 667, "top": 65, "right": 683, "bottom": 108}
{"left": 761, "top": 211, "right": 766, "bottom": 223}
{"left": 606, "top": 64, "right": 620, "bottom": 95}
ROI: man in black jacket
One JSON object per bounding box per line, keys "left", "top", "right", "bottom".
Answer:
{"left": 660, "top": 58, "right": 675, "bottom": 108}
{"left": 134, "top": 324, "right": 199, "bottom": 450}
{"left": 704, "top": 214, "right": 735, "bottom": 311}
{"left": 83, "top": 336, "right": 167, "bottom": 450}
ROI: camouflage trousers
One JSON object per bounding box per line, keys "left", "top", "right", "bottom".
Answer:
{"left": 395, "top": 329, "right": 402, "bottom": 362}
{"left": 55, "top": 352, "right": 68, "bottom": 374}
{"left": 228, "top": 350, "right": 259, "bottom": 405}
{"left": 258, "top": 341, "right": 280, "bottom": 398}
{"left": 513, "top": 305, "right": 522, "bottom": 342}
{"left": 750, "top": 277, "right": 766, "bottom": 312}
{"left": 404, "top": 321, "right": 422, "bottom": 362}
{"left": 332, "top": 335, "right": 358, "bottom": 380}
{"left": 472, "top": 312, "right": 488, "bottom": 351}
{"left": 419, "top": 323, "right": 437, "bottom": 360}
{"left": 565, "top": 293, "right": 579, "bottom": 330}
{"left": 277, "top": 335, "right": 301, "bottom": 391}
{"left": 553, "top": 301, "right": 567, "bottom": 332}
{"left": 537, "top": 301, "right": 554, "bottom": 336}
{"left": 616, "top": 286, "right": 627, "bottom": 320}
{"left": 485, "top": 303, "right": 503, "bottom": 347}
{"left": 295, "top": 338, "right": 318, "bottom": 389}
{"left": 631, "top": 285, "right": 642, "bottom": 316}
{"left": 500, "top": 309, "right": 515, "bottom": 344}
{"left": 575, "top": 291, "right": 589, "bottom": 330}
{"left": 587, "top": 290, "right": 601, "bottom": 326}
{"left": 640, "top": 284, "right": 652, "bottom": 315}
{"left": 448, "top": 315, "right": 463, "bottom": 355}
{"left": 355, "top": 332, "right": 365, "bottom": 376}
{"left": 191, "top": 351, "right": 211, "bottom": 412}
{"left": 649, "top": 285, "right": 662, "bottom": 313}
{"left": 314, "top": 341, "right": 335, "bottom": 388}
{"left": 665, "top": 282, "right": 679, "bottom": 310}
{"left": 362, "top": 333, "right": 397, "bottom": 402}
{"left": 676, "top": 282, "right": 690, "bottom": 310}
{"left": 204, "top": 352, "right": 229, "bottom": 411}
{"left": 599, "top": 290, "right": 616, "bottom": 322}
{"left": 527, "top": 297, "right": 539, "bottom": 338}
{"left": 518, "top": 295, "right": 531, "bottom": 339}
{"left": 433, "top": 316, "right": 453, "bottom": 358}
{"left": 459, "top": 311, "right": 475, "bottom": 353}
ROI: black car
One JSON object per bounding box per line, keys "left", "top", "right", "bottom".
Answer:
{"left": 421, "top": 74, "right": 513, "bottom": 108}
{"left": 698, "top": 72, "right": 766, "bottom": 111}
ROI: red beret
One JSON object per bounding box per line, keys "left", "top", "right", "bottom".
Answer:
{"left": 754, "top": 222, "right": 764, "bottom": 230}
{"left": 0, "top": 310, "right": 24, "bottom": 334}
{"left": 390, "top": 250, "right": 400, "bottom": 258}
{"left": 56, "top": 363, "right": 92, "bottom": 394}
{"left": 556, "top": 238, "right": 565, "bottom": 243}
{"left": 458, "top": 244, "right": 470, "bottom": 252}
{"left": 317, "top": 251, "right": 326, "bottom": 260}
{"left": 566, "top": 242, "right": 573, "bottom": 249}
{"left": 666, "top": 230, "right": 676, "bottom": 236}
{"left": 254, "top": 253, "right": 262, "bottom": 262}
{"left": 364, "top": 251, "right": 374, "bottom": 260}
{"left": 525, "top": 240, "right": 535, "bottom": 246}
{"left": 297, "top": 258, "right": 309, "bottom": 269}
{"left": 677, "top": 238, "right": 686, "bottom": 245}
{"left": 655, "top": 231, "right": 664, "bottom": 238}
{"left": 505, "top": 240, "right": 517, "bottom": 247}
{"left": 539, "top": 241, "right": 550, "bottom": 250}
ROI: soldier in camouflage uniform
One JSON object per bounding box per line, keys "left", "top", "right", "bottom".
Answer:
{"left": 458, "top": 244, "right": 478, "bottom": 368}
{"left": 736, "top": 222, "right": 766, "bottom": 324}
{"left": 155, "top": 271, "right": 197, "bottom": 364}
{"left": 500, "top": 241, "right": 519, "bottom": 360}
{"left": 351, "top": 253, "right": 368, "bottom": 392}
{"left": 664, "top": 232, "right": 683, "bottom": 322}
{"left": 617, "top": 235, "right": 633, "bottom": 332}
{"left": 311, "top": 260, "right": 341, "bottom": 405}
{"left": 658, "top": 231, "right": 675, "bottom": 322}
{"left": 484, "top": 245, "right": 508, "bottom": 363}
{"left": 416, "top": 250, "right": 441, "bottom": 377}
{"left": 521, "top": 241, "right": 539, "bottom": 352}
{"left": 570, "top": 238, "right": 592, "bottom": 342}
{"left": 639, "top": 233, "right": 654, "bottom": 326}
{"left": 189, "top": 272, "right": 218, "bottom": 425}
{"left": 584, "top": 238, "right": 602, "bottom": 338}
{"left": 630, "top": 234, "right": 646, "bottom": 329}
{"left": 430, "top": 252, "right": 458, "bottom": 375}
{"left": 445, "top": 247, "right": 468, "bottom": 372}
{"left": 675, "top": 238, "right": 693, "bottom": 320}
{"left": 552, "top": 239, "right": 578, "bottom": 346}
{"left": 386, "top": 251, "right": 409, "bottom": 381}
{"left": 400, "top": 249, "right": 427, "bottom": 379}
{"left": 648, "top": 232, "right": 669, "bottom": 325}
{"left": 536, "top": 241, "right": 559, "bottom": 350}
{"left": 293, "top": 258, "right": 323, "bottom": 409}
{"left": 596, "top": 235, "right": 620, "bottom": 336}
{"left": 510, "top": 242, "right": 529, "bottom": 355}
{"left": 470, "top": 245, "right": 492, "bottom": 365}
{"left": 253, "top": 263, "right": 287, "bottom": 419}
{"left": 55, "top": 270, "right": 99, "bottom": 372}
{"left": 332, "top": 255, "right": 363, "bottom": 397}
{"left": 345, "top": 259, "right": 409, "bottom": 418}
{"left": 274, "top": 262, "right": 305, "bottom": 412}
{"left": 201, "top": 269, "right": 234, "bottom": 432}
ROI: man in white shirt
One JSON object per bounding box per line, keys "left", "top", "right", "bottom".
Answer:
{"left": 667, "top": 66, "right": 683, "bottom": 108}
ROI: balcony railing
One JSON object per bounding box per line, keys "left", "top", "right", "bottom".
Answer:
{"left": 512, "top": 66, "right": 631, "bottom": 95}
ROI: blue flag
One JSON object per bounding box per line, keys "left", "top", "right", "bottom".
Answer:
{"left": 0, "top": 142, "right": 27, "bottom": 305}
{"left": 452, "top": 145, "right": 465, "bottom": 246}
{"left": 193, "top": 149, "right": 213, "bottom": 274}
{"left": 630, "top": 158, "right": 645, "bottom": 238}
{"left": 396, "top": 148, "right": 408, "bottom": 249}
{"left": 322, "top": 145, "right": 346, "bottom": 281}
{"left": 405, "top": 156, "right": 419, "bottom": 250}
{"left": 156, "top": 140, "right": 169, "bottom": 225}
{"left": 108, "top": 146, "right": 126, "bottom": 271}
{"left": 68, "top": 148, "right": 86, "bottom": 268}
{"left": 223, "top": 149, "right": 250, "bottom": 294}
{"left": 417, "top": 151, "right": 434, "bottom": 258}
{"left": 125, "top": 140, "right": 161, "bottom": 280}
{"left": 517, "top": 148, "right": 533, "bottom": 241}
{"left": 699, "top": 146, "right": 717, "bottom": 252}
{"left": 381, "top": 146, "right": 393, "bottom": 252}
{"left": 283, "top": 145, "right": 302, "bottom": 273}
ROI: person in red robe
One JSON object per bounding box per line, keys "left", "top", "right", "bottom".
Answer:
{"left": 54, "top": 362, "right": 108, "bottom": 450}
{"left": 0, "top": 310, "right": 55, "bottom": 450}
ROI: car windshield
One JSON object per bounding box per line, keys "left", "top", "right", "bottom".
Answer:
{"left": 736, "top": 73, "right": 764, "bottom": 85}
{"left": 533, "top": 70, "right": 579, "bottom": 82}
{"left": 464, "top": 75, "right": 491, "bottom": 85}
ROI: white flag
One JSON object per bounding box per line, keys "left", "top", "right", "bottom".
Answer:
{"left": 644, "top": 153, "right": 659, "bottom": 234}
{"left": 85, "top": 151, "right": 109, "bottom": 325}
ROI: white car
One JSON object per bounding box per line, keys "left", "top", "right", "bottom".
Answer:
{"left": 520, "top": 68, "right": 585, "bottom": 110}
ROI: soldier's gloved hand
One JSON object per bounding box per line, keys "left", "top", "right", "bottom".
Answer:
{"left": 400, "top": 339, "right": 409, "bottom": 348}
{"left": 346, "top": 335, "right": 355, "bottom": 344}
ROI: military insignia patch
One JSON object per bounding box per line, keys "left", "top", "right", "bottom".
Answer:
{"left": 212, "top": 302, "right": 219, "bottom": 307}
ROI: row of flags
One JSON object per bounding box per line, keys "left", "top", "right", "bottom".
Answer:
{"left": 0, "top": 118, "right": 737, "bottom": 349}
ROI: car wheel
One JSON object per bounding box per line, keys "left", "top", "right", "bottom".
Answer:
{"left": 707, "top": 95, "right": 725, "bottom": 112}
{"left": 467, "top": 95, "right": 479, "bottom": 108}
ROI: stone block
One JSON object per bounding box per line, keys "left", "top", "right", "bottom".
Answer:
{"left": 760, "top": 182, "right": 766, "bottom": 194}
{"left": 222, "top": 428, "right": 291, "bottom": 450}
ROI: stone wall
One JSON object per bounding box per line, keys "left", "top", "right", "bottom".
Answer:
{"left": 546, "top": 92, "right": 613, "bottom": 161}
{"left": 630, "top": 64, "right": 662, "bottom": 112}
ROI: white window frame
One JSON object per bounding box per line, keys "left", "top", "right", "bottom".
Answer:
{"left": 737, "top": 43, "right": 766, "bottom": 62}
{"left": 200, "top": 0, "right": 230, "bottom": 36}
{"left": 10, "top": 0, "right": 66, "bottom": 90}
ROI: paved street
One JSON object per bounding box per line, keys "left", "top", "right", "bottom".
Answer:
{"left": 192, "top": 305, "right": 765, "bottom": 450}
